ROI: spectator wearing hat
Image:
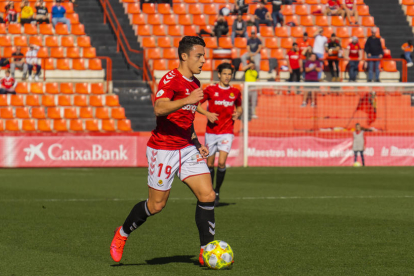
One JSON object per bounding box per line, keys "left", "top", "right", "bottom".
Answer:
{"left": 364, "top": 28, "right": 383, "bottom": 82}
{"left": 52, "top": 0, "right": 71, "bottom": 32}
{"left": 0, "top": 70, "right": 17, "bottom": 95}
{"left": 253, "top": 1, "right": 272, "bottom": 34}
{"left": 231, "top": 13, "right": 248, "bottom": 45}
{"left": 287, "top": 42, "right": 302, "bottom": 82}
{"left": 241, "top": 30, "right": 263, "bottom": 71}
{"left": 401, "top": 40, "right": 414, "bottom": 67}
{"left": 346, "top": 36, "right": 362, "bottom": 82}
{"left": 326, "top": 33, "right": 341, "bottom": 81}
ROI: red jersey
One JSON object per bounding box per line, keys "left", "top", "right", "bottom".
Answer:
{"left": 347, "top": 43, "right": 361, "bottom": 59}
{"left": 147, "top": 69, "right": 201, "bottom": 150}
{"left": 344, "top": 0, "right": 354, "bottom": 9}
{"left": 1, "top": 76, "right": 15, "bottom": 89}
{"left": 201, "top": 84, "right": 242, "bottom": 135}
{"left": 299, "top": 40, "right": 311, "bottom": 60}
{"left": 327, "top": 0, "right": 340, "bottom": 9}
{"left": 287, "top": 50, "right": 301, "bottom": 69}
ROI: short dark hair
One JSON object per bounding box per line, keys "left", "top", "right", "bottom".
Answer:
{"left": 356, "top": 123, "right": 360, "bottom": 126}
{"left": 292, "top": 42, "right": 298, "bottom": 46}
{"left": 217, "top": 62, "right": 234, "bottom": 74}
{"left": 303, "top": 32, "right": 308, "bottom": 36}
{"left": 178, "top": 36, "right": 206, "bottom": 61}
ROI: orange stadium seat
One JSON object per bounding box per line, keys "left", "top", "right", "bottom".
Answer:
{"left": 352, "top": 27, "right": 365, "bottom": 38}
{"left": 173, "top": 3, "right": 187, "bottom": 14}
{"left": 271, "top": 49, "right": 285, "bottom": 59}
{"left": 78, "top": 36, "right": 91, "bottom": 48}
{"left": 142, "top": 3, "right": 156, "bottom": 14}
{"left": 158, "top": 37, "right": 172, "bottom": 48}
{"left": 178, "top": 15, "right": 192, "bottom": 25}
{"left": 80, "top": 107, "right": 93, "bottom": 118}
{"left": 47, "top": 107, "right": 63, "bottom": 119}
{"left": 8, "top": 24, "right": 22, "bottom": 34}
{"left": 58, "top": 95, "right": 72, "bottom": 106}
{"left": 162, "top": 48, "right": 177, "bottom": 59}
{"left": 357, "top": 5, "right": 370, "bottom": 16}
{"left": 204, "top": 4, "right": 217, "bottom": 15}
{"left": 0, "top": 24, "right": 6, "bottom": 34}
{"left": 147, "top": 48, "right": 161, "bottom": 59}
{"left": 26, "top": 95, "right": 40, "bottom": 107}
{"left": 51, "top": 47, "right": 64, "bottom": 58}
{"left": 331, "top": 16, "right": 345, "bottom": 26}
{"left": 1, "top": 108, "right": 14, "bottom": 119}
{"left": 57, "top": 59, "right": 71, "bottom": 70}
{"left": 29, "top": 36, "right": 43, "bottom": 46}
{"left": 67, "top": 47, "right": 80, "bottom": 58}
{"left": 161, "top": 14, "right": 176, "bottom": 25}
{"left": 158, "top": 3, "right": 172, "bottom": 14}
{"left": 118, "top": 119, "right": 132, "bottom": 132}
{"left": 300, "top": 16, "right": 314, "bottom": 26}
{"left": 16, "top": 83, "right": 28, "bottom": 94}
{"left": 70, "top": 119, "right": 84, "bottom": 131}
{"left": 291, "top": 26, "right": 304, "bottom": 38}
{"left": 76, "top": 83, "right": 89, "bottom": 94}
{"left": 62, "top": 36, "right": 75, "bottom": 47}
{"left": 62, "top": 2, "right": 74, "bottom": 13}
{"left": 73, "top": 59, "right": 86, "bottom": 70}
{"left": 193, "top": 15, "right": 207, "bottom": 26}
{"left": 11, "top": 95, "right": 24, "bottom": 106}
{"left": 83, "top": 48, "right": 96, "bottom": 58}
{"left": 106, "top": 95, "right": 120, "bottom": 107}
{"left": 265, "top": 37, "right": 278, "bottom": 49}
{"left": 402, "top": 0, "right": 414, "bottom": 4}
{"left": 64, "top": 108, "right": 78, "bottom": 119}
{"left": 72, "top": 25, "right": 86, "bottom": 35}
{"left": 61, "top": 83, "right": 74, "bottom": 94}
{"left": 168, "top": 60, "right": 180, "bottom": 70}
{"left": 132, "top": 14, "right": 146, "bottom": 25}
{"left": 295, "top": 5, "right": 308, "bottom": 16}
{"left": 38, "top": 119, "right": 52, "bottom": 131}
{"left": 40, "top": 24, "right": 54, "bottom": 35}
{"left": 90, "top": 95, "right": 104, "bottom": 107}
{"left": 362, "top": 17, "right": 375, "bottom": 27}
{"left": 91, "top": 83, "right": 105, "bottom": 95}
{"left": 46, "top": 82, "right": 59, "bottom": 94}
{"left": 86, "top": 119, "right": 100, "bottom": 131}
{"left": 102, "top": 119, "right": 116, "bottom": 132}
{"left": 153, "top": 25, "right": 167, "bottom": 36}
{"left": 0, "top": 36, "right": 12, "bottom": 47}
{"left": 183, "top": 26, "right": 197, "bottom": 36}
{"left": 218, "top": 37, "right": 233, "bottom": 48}
{"left": 367, "top": 28, "right": 380, "bottom": 37}
{"left": 235, "top": 37, "right": 247, "bottom": 48}
{"left": 382, "top": 61, "right": 397, "bottom": 72}
{"left": 306, "top": 0, "right": 319, "bottom": 4}
{"left": 96, "top": 107, "right": 110, "bottom": 119}
{"left": 275, "top": 26, "right": 288, "bottom": 37}
{"left": 74, "top": 95, "right": 88, "bottom": 107}
{"left": 30, "top": 82, "right": 43, "bottom": 94}
{"left": 315, "top": 16, "right": 329, "bottom": 27}
{"left": 6, "top": 120, "right": 20, "bottom": 131}
{"left": 336, "top": 27, "right": 350, "bottom": 38}
{"left": 66, "top": 13, "right": 79, "bottom": 24}
{"left": 37, "top": 47, "right": 49, "bottom": 58}
{"left": 189, "top": 4, "right": 202, "bottom": 14}
{"left": 42, "top": 95, "right": 56, "bottom": 107}
{"left": 32, "top": 107, "right": 45, "bottom": 119}
{"left": 142, "top": 37, "right": 156, "bottom": 48}
{"left": 306, "top": 27, "right": 319, "bottom": 38}
{"left": 111, "top": 108, "right": 126, "bottom": 119}
{"left": 45, "top": 36, "right": 59, "bottom": 47}
{"left": 24, "top": 24, "right": 38, "bottom": 35}
{"left": 148, "top": 14, "right": 162, "bottom": 25}
{"left": 54, "top": 119, "right": 68, "bottom": 132}
{"left": 15, "top": 108, "right": 29, "bottom": 119}
{"left": 0, "top": 95, "right": 7, "bottom": 106}
{"left": 89, "top": 59, "right": 102, "bottom": 70}
{"left": 22, "top": 119, "right": 36, "bottom": 131}
{"left": 323, "top": 27, "right": 334, "bottom": 37}
{"left": 127, "top": 3, "right": 140, "bottom": 14}
{"left": 55, "top": 24, "right": 69, "bottom": 35}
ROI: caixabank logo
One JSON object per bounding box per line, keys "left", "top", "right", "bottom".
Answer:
{"left": 23, "top": 143, "right": 128, "bottom": 162}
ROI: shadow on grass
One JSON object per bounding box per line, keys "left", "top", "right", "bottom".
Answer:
{"left": 216, "top": 202, "right": 236, "bottom": 208}
{"left": 111, "top": 255, "right": 199, "bottom": 267}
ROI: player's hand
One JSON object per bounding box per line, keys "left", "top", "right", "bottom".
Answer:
{"left": 232, "top": 111, "right": 241, "bottom": 120}
{"left": 197, "top": 144, "right": 209, "bottom": 159}
{"left": 289, "top": 68, "right": 292, "bottom": 73}
{"left": 186, "top": 88, "right": 204, "bottom": 105}
{"left": 206, "top": 112, "right": 219, "bottom": 123}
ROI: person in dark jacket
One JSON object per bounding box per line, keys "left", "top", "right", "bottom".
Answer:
{"left": 231, "top": 13, "right": 248, "bottom": 45}
{"left": 364, "top": 28, "right": 384, "bottom": 82}
{"left": 198, "top": 15, "right": 229, "bottom": 45}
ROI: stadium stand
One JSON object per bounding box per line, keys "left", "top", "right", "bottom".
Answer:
{"left": 0, "top": 0, "right": 132, "bottom": 132}
{"left": 123, "top": 0, "right": 402, "bottom": 83}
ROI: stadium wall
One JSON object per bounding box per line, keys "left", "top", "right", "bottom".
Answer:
{"left": 1, "top": 133, "right": 414, "bottom": 167}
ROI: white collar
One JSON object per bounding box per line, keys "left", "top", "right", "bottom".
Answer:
{"left": 218, "top": 84, "right": 230, "bottom": 90}
{"left": 182, "top": 75, "right": 193, "bottom": 82}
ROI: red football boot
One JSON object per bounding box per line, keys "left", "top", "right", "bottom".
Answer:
{"left": 199, "top": 248, "right": 205, "bottom": 266}
{"left": 110, "top": 226, "right": 128, "bottom": 262}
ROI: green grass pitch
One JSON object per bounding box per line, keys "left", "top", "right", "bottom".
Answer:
{"left": 1, "top": 167, "right": 414, "bottom": 276}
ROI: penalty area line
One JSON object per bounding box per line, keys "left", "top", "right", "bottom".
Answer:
{"left": 0, "top": 195, "right": 414, "bottom": 202}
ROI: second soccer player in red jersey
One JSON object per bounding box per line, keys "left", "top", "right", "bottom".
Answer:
{"left": 110, "top": 36, "right": 217, "bottom": 267}
{"left": 197, "top": 63, "right": 242, "bottom": 206}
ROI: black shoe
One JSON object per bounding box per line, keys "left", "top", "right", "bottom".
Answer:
{"left": 214, "top": 193, "right": 220, "bottom": 207}
{"left": 375, "top": 79, "right": 381, "bottom": 82}
{"left": 367, "top": 79, "right": 372, "bottom": 82}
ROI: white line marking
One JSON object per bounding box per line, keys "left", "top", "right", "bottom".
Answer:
{"left": 0, "top": 195, "right": 413, "bottom": 203}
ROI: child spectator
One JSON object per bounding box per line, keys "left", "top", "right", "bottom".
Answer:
{"left": 5, "top": 2, "right": 18, "bottom": 24}
{"left": 253, "top": 1, "right": 273, "bottom": 35}
{"left": 343, "top": 0, "right": 358, "bottom": 25}
{"left": 353, "top": 123, "right": 365, "bottom": 166}
{"left": 10, "top": 47, "right": 28, "bottom": 80}
{"left": 241, "top": 30, "right": 263, "bottom": 71}
{"left": 231, "top": 13, "right": 248, "bottom": 45}
{"left": 25, "top": 45, "right": 41, "bottom": 81}
{"left": 401, "top": 40, "right": 414, "bottom": 67}
{"left": 20, "top": 1, "right": 34, "bottom": 25}
{"left": 52, "top": 0, "right": 71, "bottom": 32}
{"left": 326, "top": 33, "right": 341, "bottom": 82}
{"left": 287, "top": 42, "right": 302, "bottom": 82}
{"left": 324, "top": 0, "right": 345, "bottom": 18}
{"left": 302, "top": 53, "right": 321, "bottom": 107}
{"left": 35, "top": 1, "right": 50, "bottom": 24}
{"left": 346, "top": 36, "right": 362, "bottom": 82}
{"left": 0, "top": 70, "right": 17, "bottom": 95}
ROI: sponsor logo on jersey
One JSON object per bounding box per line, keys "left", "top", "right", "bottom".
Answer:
{"left": 221, "top": 140, "right": 229, "bottom": 145}
{"left": 229, "top": 92, "right": 235, "bottom": 99}
{"left": 157, "top": 180, "right": 163, "bottom": 186}
{"left": 156, "top": 90, "right": 164, "bottom": 97}
{"left": 214, "top": 92, "right": 219, "bottom": 97}
{"left": 191, "top": 154, "right": 205, "bottom": 163}
{"left": 214, "top": 100, "right": 234, "bottom": 107}
{"left": 185, "top": 89, "right": 190, "bottom": 95}
{"left": 182, "top": 104, "right": 197, "bottom": 113}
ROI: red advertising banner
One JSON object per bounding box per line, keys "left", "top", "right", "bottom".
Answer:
{"left": 0, "top": 135, "right": 414, "bottom": 167}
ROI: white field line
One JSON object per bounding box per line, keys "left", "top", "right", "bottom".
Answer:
{"left": 0, "top": 195, "right": 413, "bottom": 202}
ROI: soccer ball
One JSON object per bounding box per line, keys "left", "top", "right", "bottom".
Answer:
{"left": 353, "top": 161, "right": 361, "bottom": 167}
{"left": 202, "top": 240, "right": 234, "bottom": 270}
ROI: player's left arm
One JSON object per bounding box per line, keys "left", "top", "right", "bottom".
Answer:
{"left": 191, "top": 124, "right": 209, "bottom": 158}
{"left": 197, "top": 103, "right": 219, "bottom": 123}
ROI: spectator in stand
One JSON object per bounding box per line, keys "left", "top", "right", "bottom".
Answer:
{"left": 20, "top": 1, "right": 34, "bottom": 25}
{"left": 25, "top": 45, "right": 41, "bottom": 81}
{"left": 10, "top": 47, "right": 28, "bottom": 80}
{"left": 326, "top": 33, "right": 341, "bottom": 82}
{"left": 243, "top": 61, "right": 259, "bottom": 119}
{"left": 312, "top": 28, "right": 327, "bottom": 80}
{"left": 231, "top": 12, "right": 248, "bottom": 45}
{"left": 0, "top": 70, "right": 17, "bottom": 95}
{"left": 343, "top": 0, "right": 358, "bottom": 25}
{"left": 302, "top": 53, "right": 321, "bottom": 107}
{"left": 64, "top": 0, "right": 77, "bottom": 7}
{"left": 233, "top": 0, "right": 248, "bottom": 14}
{"left": 35, "top": 1, "right": 50, "bottom": 24}
{"left": 253, "top": 1, "right": 273, "bottom": 35}
{"left": 364, "top": 28, "right": 383, "bottom": 82}
{"left": 268, "top": 0, "right": 283, "bottom": 27}
{"left": 324, "top": 0, "right": 345, "bottom": 18}
{"left": 346, "top": 36, "right": 362, "bottom": 82}
{"left": 287, "top": 42, "right": 302, "bottom": 82}
{"left": 5, "top": 2, "right": 18, "bottom": 24}
{"left": 401, "top": 40, "right": 414, "bottom": 67}
{"left": 0, "top": 56, "right": 10, "bottom": 72}
{"left": 298, "top": 32, "right": 313, "bottom": 79}
{"left": 198, "top": 15, "right": 229, "bottom": 45}
{"left": 241, "top": 30, "right": 263, "bottom": 71}
{"left": 51, "top": 0, "right": 71, "bottom": 32}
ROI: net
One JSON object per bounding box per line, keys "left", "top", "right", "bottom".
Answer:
{"left": 240, "top": 82, "right": 414, "bottom": 167}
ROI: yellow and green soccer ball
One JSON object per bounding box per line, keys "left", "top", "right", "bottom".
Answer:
{"left": 202, "top": 240, "right": 234, "bottom": 270}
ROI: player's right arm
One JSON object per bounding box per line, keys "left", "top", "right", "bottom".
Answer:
{"left": 154, "top": 88, "right": 204, "bottom": 116}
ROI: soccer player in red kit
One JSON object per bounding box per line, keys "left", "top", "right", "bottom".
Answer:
{"left": 0, "top": 69, "right": 17, "bottom": 95}
{"left": 110, "top": 36, "right": 216, "bottom": 266}
{"left": 197, "top": 63, "right": 242, "bottom": 207}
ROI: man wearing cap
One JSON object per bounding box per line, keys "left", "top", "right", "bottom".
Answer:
{"left": 241, "top": 31, "right": 263, "bottom": 71}
{"left": 326, "top": 33, "right": 341, "bottom": 82}
{"left": 364, "top": 28, "right": 383, "bottom": 82}
{"left": 347, "top": 36, "right": 362, "bottom": 82}
{"left": 51, "top": 0, "right": 71, "bottom": 32}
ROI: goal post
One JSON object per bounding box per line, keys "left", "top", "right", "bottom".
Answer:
{"left": 241, "top": 82, "right": 414, "bottom": 167}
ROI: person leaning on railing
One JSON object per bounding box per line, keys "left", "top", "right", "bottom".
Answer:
{"left": 364, "top": 28, "right": 383, "bottom": 82}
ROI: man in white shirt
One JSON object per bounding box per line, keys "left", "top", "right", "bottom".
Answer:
{"left": 312, "top": 28, "right": 327, "bottom": 80}
{"left": 25, "top": 45, "right": 41, "bottom": 81}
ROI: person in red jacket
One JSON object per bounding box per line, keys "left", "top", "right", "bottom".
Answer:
{"left": 0, "top": 70, "right": 17, "bottom": 94}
